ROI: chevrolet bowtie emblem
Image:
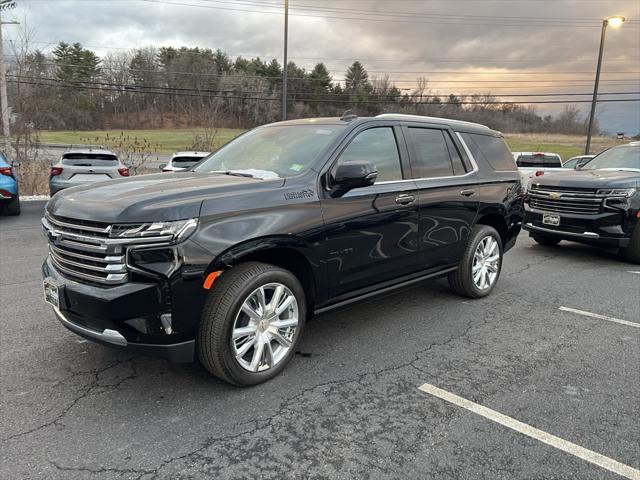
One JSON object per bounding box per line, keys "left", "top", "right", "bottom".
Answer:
{"left": 549, "top": 192, "right": 562, "bottom": 200}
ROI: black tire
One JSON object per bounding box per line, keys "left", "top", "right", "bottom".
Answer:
{"left": 197, "top": 261, "right": 306, "bottom": 386}
{"left": 623, "top": 225, "right": 640, "bottom": 264}
{"left": 3, "top": 196, "right": 21, "bottom": 216}
{"left": 448, "top": 225, "right": 503, "bottom": 299}
{"left": 531, "top": 234, "right": 561, "bottom": 246}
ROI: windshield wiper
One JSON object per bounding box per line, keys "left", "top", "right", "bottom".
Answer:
{"left": 211, "top": 170, "right": 255, "bottom": 178}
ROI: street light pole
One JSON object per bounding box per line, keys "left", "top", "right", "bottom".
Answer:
{"left": 282, "top": 0, "right": 288, "bottom": 121}
{"left": 585, "top": 16, "right": 625, "bottom": 155}
{"left": 0, "top": 0, "right": 16, "bottom": 156}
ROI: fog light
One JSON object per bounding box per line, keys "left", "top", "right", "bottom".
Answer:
{"left": 160, "top": 313, "right": 173, "bottom": 334}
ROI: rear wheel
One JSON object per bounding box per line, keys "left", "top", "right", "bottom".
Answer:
{"left": 623, "top": 225, "right": 640, "bottom": 264}
{"left": 448, "top": 225, "right": 503, "bottom": 298}
{"left": 531, "top": 233, "right": 561, "bottom": 246}
{"left": 197, "top": 262, "right": 306, "bottom": 386}
{"left": 3, "top": 196, "right": 20, "bottom": 216}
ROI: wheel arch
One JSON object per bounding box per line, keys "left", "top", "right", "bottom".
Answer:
{"left": 205, "top": 236, "right": 323, "bottom": 315}
{"left": 474, "top": 209, "right": 508, "bottom": 247}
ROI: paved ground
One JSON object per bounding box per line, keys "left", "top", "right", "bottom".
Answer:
{"left": 1, "top": 202, "right": 638, "bottom": 480}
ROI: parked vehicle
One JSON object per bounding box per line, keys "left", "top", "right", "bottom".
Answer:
{"left": 160, "top": 151, "right": 210, "bottom": 172}
{"left": 0, "top": 153, "right": 20, "bottom": 216}
{"left": 524, "top": 142, "right": 640, "bottom": 262}
{"left": 514, "top": 152, "right": 563, "bottom": 187}
{"left": 50, "top": 149, "right": 130, "bottom": 196}
{"left": 42, "top": 114, "right": 524, "bottom": 385}
{"left": 563, "top": 155, "right": 594, "bottom": 169}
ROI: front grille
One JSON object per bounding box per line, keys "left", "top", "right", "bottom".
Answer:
{"left": 528, "top": 185, "right": 603, "bottom": 215}
{"left": 43, "top": 213, "right": 134, "bottom": 285}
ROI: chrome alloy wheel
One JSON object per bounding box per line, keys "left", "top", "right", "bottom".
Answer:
{"left": 472, "top": 236, "right": 500, "bottom": 290}
{"left": 231, "top": 283, "right": 299, "bottom": 372}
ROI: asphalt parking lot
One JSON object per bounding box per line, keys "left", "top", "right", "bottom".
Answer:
{"left": 1, "top": 201, "right": 638, "bottom": 480}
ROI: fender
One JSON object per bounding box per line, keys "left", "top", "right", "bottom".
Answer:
{"left": 203, "top": 234, "right": 328, "bottom": 305}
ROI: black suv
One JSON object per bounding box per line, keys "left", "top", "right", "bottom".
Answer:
{"left": 523, "top": 142, "right": 640, "bottom": 263}
{"left": 42, "top": 114, "right": 523, "bottom": 385}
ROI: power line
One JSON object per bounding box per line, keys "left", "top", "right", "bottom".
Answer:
{"left": 141, "top": 0, "right": 640, "bottom": 29}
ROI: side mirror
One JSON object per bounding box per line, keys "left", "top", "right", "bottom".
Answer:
{"left": 159, "top": 164, "right": 166, "bottom": 170}
{"left": 330, "top": 160, "right": 377, "bottom": 197}
{"left": 575, "top": 158, "right": 590, "bottom": 170}
{"left": 11, "top": 160, "right": 20, "bottom": 167}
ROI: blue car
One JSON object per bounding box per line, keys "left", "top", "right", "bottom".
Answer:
{"left": 0, "top": 153, "right": 20, "bottom": 215}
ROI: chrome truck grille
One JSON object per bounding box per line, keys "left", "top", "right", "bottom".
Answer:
{"left": 528, "top": 185, "right": 602, "bottom": 216}
{"left": 42, "top": 213, "right": 129, "bottom": 285}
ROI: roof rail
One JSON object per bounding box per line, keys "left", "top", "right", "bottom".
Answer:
{"left": 340, "top": 110, "right": 358, "bottom": 122}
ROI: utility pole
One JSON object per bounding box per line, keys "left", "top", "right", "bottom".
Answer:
{"left": 585, "top": 16, "right": 625, "bottom": 155}
{"left": 0, "top": 0, "right": 17, "bottom": 156}
{"left": 281, "top": 0, "right": 288, "bottom": 121}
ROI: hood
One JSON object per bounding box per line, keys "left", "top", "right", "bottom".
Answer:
{"left": 48, "top": 172, "right": 285, "bottom": 223}
{"left": 530, "top": 169, "right": 639, "bottom": 190}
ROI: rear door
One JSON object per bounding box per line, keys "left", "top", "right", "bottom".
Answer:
{"left": 320, "top": 122, "right": 420, "bottom": 298}
{"left": 402, "top": 123, "right": 479, "bottom": 270}
{"left": 59, "top": 153, "right": 121, "bottom": 185}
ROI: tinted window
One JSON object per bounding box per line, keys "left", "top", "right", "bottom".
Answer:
{"left": 464, "top": 134, "right": 517, "bottom": 171}
{"left": 336, "top": 127, "right": 402, "bottom": 182}
{"left": 61, "top": 153, "right": 119, "bottom": 166}
{"left": 515, "top": 154, "right": 561, "bottom": 168}
{"left": 444, "top": 132, "right": 467, "bottom": 175}
{"left": 406, "top": 128, "right": 453, "bottom": 178}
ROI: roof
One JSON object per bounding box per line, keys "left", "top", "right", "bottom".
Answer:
{"left": 171, "top": 151, "right": 210, "bottom": 157}
{"left": 266, "top": 114, "right": 498, "bottom": 135}
{"left": 63, "top": 148, "right": 117, "bottom": 156}
{"left": 513, "top": 152, "right": 562, "bottom": 157}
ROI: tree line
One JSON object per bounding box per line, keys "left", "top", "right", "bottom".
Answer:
{"left": 7, "top": 42, "right": 597, "bottom": 135}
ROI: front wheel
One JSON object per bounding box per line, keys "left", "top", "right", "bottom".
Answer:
{"left": 197, "top": 262, "right": 306, "bottom": 386}
{"left": 3, "top": 196, "right": 20, "bottom": 216}
{"left": 623, "top": 225, "right": 640, "bottom": 264}
{"left": 448, "top": 225, "right": 503, "bottom": 298}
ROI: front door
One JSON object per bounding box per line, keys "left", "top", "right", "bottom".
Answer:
{"left": 320, "top": 124, "right": 420, "bottom": 298}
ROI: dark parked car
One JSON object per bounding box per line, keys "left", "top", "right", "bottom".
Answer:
{"left": 524, "top": 142, "right": 640, "bottom": 262}
{"left": 42, "top": 114, "right": 523, "bottom": 385}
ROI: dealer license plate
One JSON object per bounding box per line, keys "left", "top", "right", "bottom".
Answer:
{"left": 542, "top": 213, "right": 560, "bottom": 227}
{"left": 43, "top": 278, "right": 60, "bottom": 309}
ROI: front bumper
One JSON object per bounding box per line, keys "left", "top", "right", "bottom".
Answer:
{"left": 523, "top": 205, "right": 634, "bottom": 248}
{"left": 42, "top": 257, "right": 204, "bottom": 362}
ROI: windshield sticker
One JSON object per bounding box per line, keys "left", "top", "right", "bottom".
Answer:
{"left": 289, "top": 163, "right": 304, "bottom": 172}
{"left": 315, "top": 129, "right": 333, "bottom": 135}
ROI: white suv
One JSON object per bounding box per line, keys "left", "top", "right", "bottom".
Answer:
{"left": 161, "top": 151, "right": 210, "bottom": 172}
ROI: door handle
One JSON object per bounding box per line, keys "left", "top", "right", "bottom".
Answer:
{"left": 395, "top": 194, "right": 415, "bottom": 205}
{"left": 460, "top": 189, "right": 476, "bottom": 197}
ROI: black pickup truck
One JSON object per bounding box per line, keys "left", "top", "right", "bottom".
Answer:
{"left": 524, "top": 142, "right": 640, "bottom": 262}
{"left": 42, "top": 114, "right": 523, "bottom": 385}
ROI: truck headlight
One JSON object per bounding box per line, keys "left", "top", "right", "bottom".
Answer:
{"left": 110, "top": 218, "right": 198, "bottom": 241}
{"left": 596, "top": 188, "right": 635, "bottom": 197}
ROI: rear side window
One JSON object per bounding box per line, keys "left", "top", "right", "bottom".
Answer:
{"left": 62, "top": 153, "right": 118, "bottom": 166}
{"left": 406, "top": 127, "right": 454, "bottom": 178}
{"left": 515, "top": 154, "right": 562, "bottom": 168}
{"left": 336, "top": 127, "right": 402, "bottom": 183}
{"left": 461, "top": 133, "right": 516, "bottom": 171}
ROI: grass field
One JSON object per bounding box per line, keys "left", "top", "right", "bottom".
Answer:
{"left": 37, "top": 128, "right": 245, "bottom": 154}
{"left": 37, "top": 128, "right": 624, "bottom": 160}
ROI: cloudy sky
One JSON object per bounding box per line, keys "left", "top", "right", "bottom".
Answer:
{"left": 4, "top": 0, "right": 640, "bottom": 133}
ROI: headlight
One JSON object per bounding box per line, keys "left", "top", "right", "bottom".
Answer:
{"left": 596, "top": 188, "right": 635, "bottom": 197}
{"left": 110, "top": 218, "right": 198, "bottom": 241}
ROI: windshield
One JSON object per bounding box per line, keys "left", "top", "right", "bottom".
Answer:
{"left": 582, "top": 145, "right": 640, "bottom": 171}
{"left": 193, "top": 124, "right": 345, "bottom": 178}
{"left": 172, "top": 156, "right": 206, "bottom": 168}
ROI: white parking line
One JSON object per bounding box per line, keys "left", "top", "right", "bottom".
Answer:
{"left": 558, "top": 307, "right": 640, "bottom": 329}
{"left": 627, "top": 271, "right": 640, "bottom": 275}
{"left": 418, "top": 383, "right": 640, "bottom": 480}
